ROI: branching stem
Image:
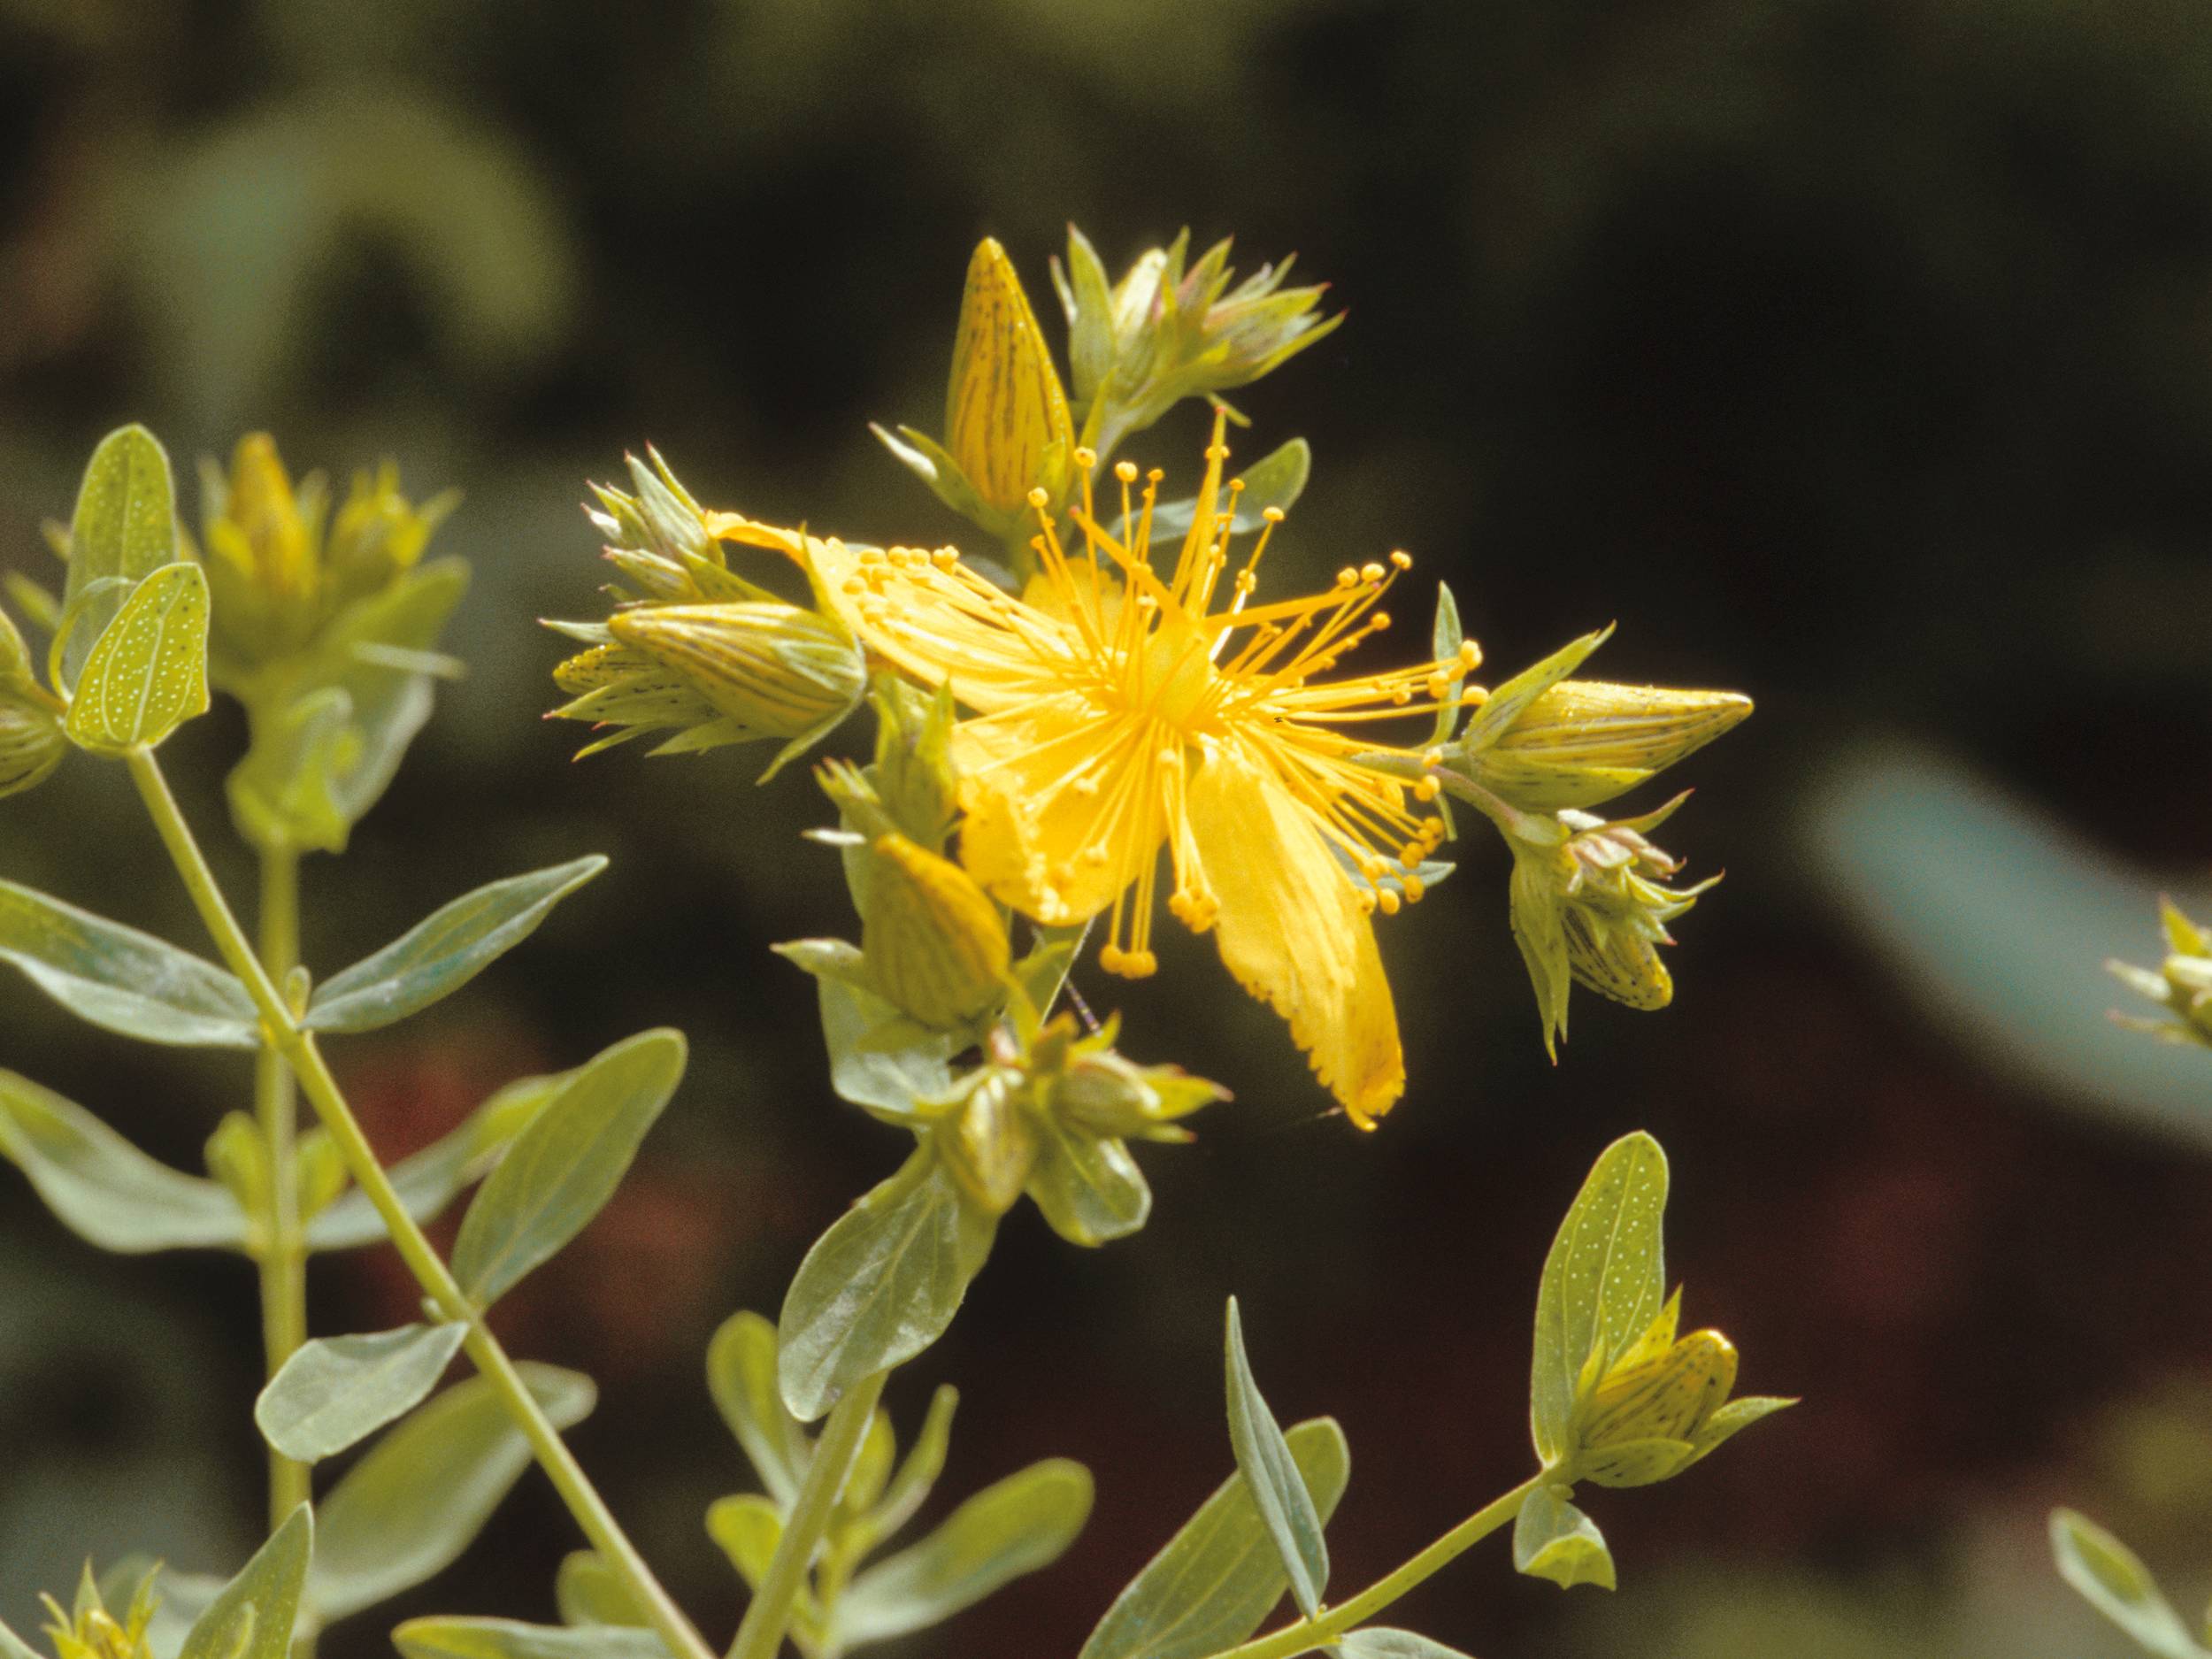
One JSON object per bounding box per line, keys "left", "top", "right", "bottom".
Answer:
{"left": 124, "top": 748, "right": 717, "bottom": 1659}
{"left": 1202, "top": 1475, "right": 1544, "bottom": 1659}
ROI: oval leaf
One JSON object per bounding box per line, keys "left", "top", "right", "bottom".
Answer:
{"left": 65, "top": 562, "right": 211, "bottom": 754}
{"left": 254, "top": 1322, "right": 469, "bottom": 1462}
{"left": 1531, "top": 1132, "right": 1668, "bottom": 1466}
{"left": 0, "top": 879, "right": 258, "bottom": 1047}
{"left": 778, "top": 1153, "right": 995, "bottom": 1422}
{"left": 303, "top": 856, "right": 608, "bottom": 1033}
{"left": 451, "top": 1029, "right": 687, "bottom": 1307}
{"left": 393, "top": 1618, "right": 668, "bottom": 1659}
{"left": 705, "top": 1494, "right": 785, "bottom": 1593}
{"left": 835, "top": 1460, "right": 1094, "bottom": 1650}
{"left": 1340, "top": 1633, "right": 1475, "bottom": 1659}
{"left": 60, "top": 426, "right": 180, "bottom": 692}
{"left": 1224, "top": 1298, "right": 1328, "bottom": 1617}
{"left": 306, "top": 1064, "right": 573, "bottom": 1250}
{"left": 1026, "top": 1123, "right": 1150, "bottom": 1248}
{"left": 1080, "top": 1417, "right": 1350, "bottom": 1659}
{"left": 554, "top": 1553, "right": 648, "bottom": 1630}
{"left": 311, "top": 1363, "right": 595, "bottom": 1621}
{"left": 0, "top": 1069, "right": 246, "bottom": 1252}
{"left": 180, "top": 1504, "right": 312, "bottom": 1659}
{"left": 706, "top": 1310, "right": 814, "bottom": 1508}
{"left": 2050, "top": 1509, "right": 2208, "bottom": 1659}
{"left": 1512, "top": 1484, "right": 1615, "bottom": 1592}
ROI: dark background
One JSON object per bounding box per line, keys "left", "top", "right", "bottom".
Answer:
{"left": 4, "top": 2, "right": 2212, "bottom": 1655}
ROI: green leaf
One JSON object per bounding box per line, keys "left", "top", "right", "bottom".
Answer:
{"left": 2050, "top": 1509, "right": 2209, "bottom": 1658}
{"left": 705, "top": 1494, "right": 785, "bottom": 1591}
{"left": 0, "top": 1069, "right": 246, "bottom": 1251}
{"left": 393, "top": 1618, "right": 667, "bottom": 1659}
{"left": 311, "top": 1363, "right": 595, "bottom": 1622}
{"left": 1512, "top": 1485, "right": 1615, "bottom": 1592}
{"left": 253, "top": 1321, "right": 469, "bottom": 1462}
{"left": 1147, "top": 440, "right": 1310, "bottom": 537}
{"left": 65, "top": 562, "right": 211, "bottom": 754}
{"left": 1339, "top": 1632, "right": 1475, "bottom": 1659}
{"left": 0, "top": 879, "right": 258, "bottom": 1047}
{"left": 706, "top": 1310, "right": 815, "bottom": 1509}
{"left": 818, "top": 976, "right": 956, "bottom": 1118}
{"left": 0, "top": 1617, "right": 41, "bottom": 1659}
{"left": 1530, "top": 1131, "right": 1669, "bottom": 1467}
{"left": 1079, "top": 1417, "right": 1350, "bottom": 1659}
{"left": 303, "top": 856, "right": 607, "bottom": 1033}
{"left": 1453, "top": 627, "right": 1611, "bottom": 759}
{"left": 60, "top": 426, "right": 180, "bottom": 692}
{"left": 554, "top": 1553, "right": 647, "bottom": 1629}
{"left": 1223, "top": 1298, "right": 1328, "bottom": 1617}
{"left": 180, "top": 1504, "right": 312, "bottom": 1659}
{"left": 865, "top": 1384, "right": 958, "bottom": 1542}
{"left": 1427, "top": 582, "right": 1468, "bottom": 749}
{"left": 1026, "top": 1122, "right": 1152, "bottom": 1248}
{"left": 451, "top": 1029, "right": 687, "bottom": 1307}
{"left": 311, "top": 560, "right": 472, "bottom": 832}
{"left": 305, "top": 1064, "right": 571, "bottom": 1250}
{"left": 779, "top": 1151, "right": 995, "bottom": 1422}
{"left": 834, "top": 1460, "right": 1094, "bottom": 1650}
{"left": 227, "top": 687, "right": 356, "bottom": 856}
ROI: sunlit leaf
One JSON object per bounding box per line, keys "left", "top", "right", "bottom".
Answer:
{"left": 1223, "top": 1298, "right": 1328, "bottom": 1617}
{"left": 254, "top": 1322, "right": 468, "bottom": 1462}
{"left": 778, "top": 1151, "right": 995, "bottom": 1422}
{"left": 1530, "top": 1132, "right": 1668, "bottom": 1466}
{"left": 1079, "top": 1417, "right": 1350, "bottom": 1659}
{"left": 451, "top": 1029, "right": 686, "bottom": 1306}
{"left": 60, "top": 426, "right": 180, "bottom": 691}
{"left": 2050, "top": 1509, "right": 2208, "bottom": 1659}
{"left": 65, "top": 562, "right": 211, "bottom": 754}
{"left": 1512, "top": 1484, "right": 1614, "bottom": 1592}
{"left": 0, "top": 879, "right": 258, "bottom": 1047}
{"left": 303, "top": 856, "right": 606, "bottom": 1033}
{"left": 179, "top": 1505, "right": 312, "bottom": 1659}
{"left": 706, "top": 1310, "right": 813, "bottom": 1508}
{"left": 834, "top": 1460, "right": 1093, "bottom": 1649}
{"left": 0, "top": 1069, "right": 246, "bottom": 1252}
{"left": 311, "top": 1364, "right": 595, "bottom": 1621}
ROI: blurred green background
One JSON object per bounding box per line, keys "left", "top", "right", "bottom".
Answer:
{"left": 4, "top": 1, "right": 2212, "bottom": 1655}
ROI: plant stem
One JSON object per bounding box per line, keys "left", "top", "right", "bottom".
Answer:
{"left": 726, "top": 1369, "right": 889, "bottom": 1659}
{"left": 254, "top": 844, "right": 311, "bottom": 1527}
{"left": 1203, "top": 1476, "right": 1545, "bottom": 1659}
{"left": 124, "top": 749, "right": 717, "bottom": 1659}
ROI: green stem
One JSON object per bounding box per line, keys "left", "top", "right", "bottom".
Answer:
{"left": 123, "top": 749, "right": 716, "bottom": 1659}
{"left": 1204, "top": 1476, "right": 1544, "bottom": 1659}
{"left": 254, "top": 845, "right": 311, "bottom": 1527}
{"left": 727, "top": 1369, "right": 889, "bottom": 1659}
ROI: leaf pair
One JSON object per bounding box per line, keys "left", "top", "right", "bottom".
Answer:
{"left": 251, "top": 1028, "right": 686, "bottom": 1465}
{"left": 0, "top": 855, "right": 603, "bottom": 1050}
{"left": 703, "top": 1310, "right": 1089, "bottom": 1655}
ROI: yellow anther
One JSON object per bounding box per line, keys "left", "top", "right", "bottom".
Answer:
{"left": 1401, "top": 841, "right": 1425, "bottom": 867}
{"left": 1423, "top": 748, "right": 1444, "bottom": 767}
{"left": 1027, "top": 486, "right": 1050, "bottom": 509}
{"left": 1391, "top": 687, "right": 1411, "bottom": 704}
{"left": 1360, "top": 562, "right": 1386, "bottom": 583}
{"left": 1074, "top": 446, "right": 1097, "bottom": 470}
{"left": 1377, "top": 889, "right": 1402, "bottom": 916}
{"left": 1403, "top": 875, "right": 1426, "bottom": 902}
{"left": 1457, "top": 641, "right": 1480, "bottom": 667}
{"left": 1336, "top": 568, "right": 1359, "bottom": 588}
{"left": 1356, "top": 889, "right": 1377, "bottom": 915}
{"left": 1389, "top": 549, "right": 1412, "bottom": 570}
{"left": 1263, "top": 505, "right": 1286, "bottom": 524}
{"left": 1415, "top": 776, "right": 1440, "bottom": 802}
{"left": 1372, "top": 612, "right": 1392, "bottom": 630}
{"left": 1115, "top": 460, "right": 1139, "bottom": 483}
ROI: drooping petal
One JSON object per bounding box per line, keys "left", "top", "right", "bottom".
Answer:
{"left": 1186, "top": 738, "right": 1404, "bottom": 1125}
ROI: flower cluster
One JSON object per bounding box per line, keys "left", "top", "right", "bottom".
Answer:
{"left": 2108, "top": 897, "right": 2212, "bottom": 1048}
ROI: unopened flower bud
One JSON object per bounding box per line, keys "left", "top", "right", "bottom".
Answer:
{"left": 945, "top": 238, "right": 1077, "bottom": 521}
{"left": 1050, "top": 1046, "right": 1225, "bottom": 1143}
{"left": 200, "top": 433, "right": 323, "bottom": 675}
{"left": 612, "top": 603, "right": 864, "bottom": 735}
{"left": 0, "top": 689, "right": 66, "bottom": 800}
{"left": 934, "top": 1070, "right": 1041, "bottom": 1217}
{"left": 41, "top": 1569, "right": 157, "bottom": 1659}
{"left": 2108, "top": 897, "right": 2212, "bottom": 1048}
{"left": 1473, "top": 680, "right": 1752, "bottom": 812}
{"left": 863, "top": 831, "right": 1011, "bottom": 1031}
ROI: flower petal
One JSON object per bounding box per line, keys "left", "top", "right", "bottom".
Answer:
{"left": 955, "top": 696, "right": 1157, "bottom": 926}
{"left": 1187, "top": 740, "right": 1405, "bottom": 1125}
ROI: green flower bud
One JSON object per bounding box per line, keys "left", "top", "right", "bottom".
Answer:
{"left": 0, "top": 689, "right": 67, "bottom": 800}
{"left": 40, "top": 1567, "right": 157, "bottom": 1659}
{"left": 613, "top": 603, "right": 864, "bottom": 733}
{"left": 945, "top": 238, "right": 1076, "bottom": 521}
{"left": 1505, "top": 797, "right": 1717, "bottom": 1058}
{"left": 1048, "top": 1041, "right": 1225, "bottom": 1143}
{"left": 1052, "top": 225, "right": 1341, "bottom": 458}
{"left": 2108, "top": 897, "right": 2212, "bottom": 1048}
{"left": 933, "top": 1069, "right": 1041, "bottom": 1217}
{"left": 862, "top": 830, "right": 1012, "bottom": 1032}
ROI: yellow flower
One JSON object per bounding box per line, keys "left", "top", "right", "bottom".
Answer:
{"left": 38, "top": 1568, "right": 156, "bottom": 1659}
{"left": 733, "top": 417, "right": 1479, "bottom": 1127}
{"left": 946, "top": 238, "right": 1076, "bottom": 521}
